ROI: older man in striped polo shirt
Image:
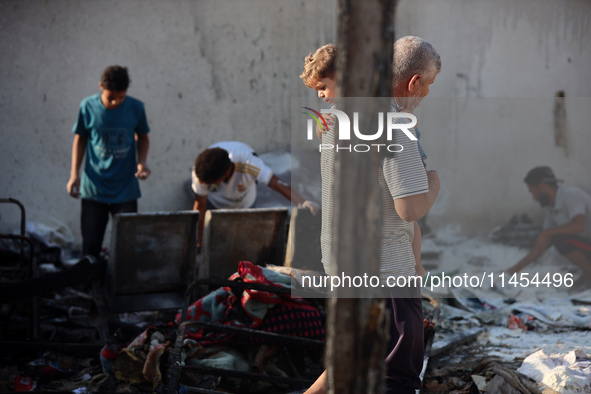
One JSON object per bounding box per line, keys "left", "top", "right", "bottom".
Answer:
{"left": 381, "top": 36, "right": 441, "bottom": 394}
{"left": 302, "top": 36, "right": 442, "bottom": 394}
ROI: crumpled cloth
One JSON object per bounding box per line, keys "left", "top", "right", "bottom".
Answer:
{"left": 175, "top": 261, "right": 313, "bottom": 328}
{"left": 104, "top": 261, "right": 324, "bottom": 382}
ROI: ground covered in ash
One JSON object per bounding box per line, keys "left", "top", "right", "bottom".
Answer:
{"left": 3, "top": 221, "right": 591, "bottom": 393}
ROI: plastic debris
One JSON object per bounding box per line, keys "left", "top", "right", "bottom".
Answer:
{"left": 13, "top": 376, "right": 37, "bottom": 391}
{"left": 517, "top": 349, "right": 591, "bottom": 394}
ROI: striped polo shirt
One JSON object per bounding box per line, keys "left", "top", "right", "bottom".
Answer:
{"left": 320, "top": 102, "right": 428, "bottom": 279}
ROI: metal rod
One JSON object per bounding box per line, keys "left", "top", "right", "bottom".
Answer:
{"left": 181, "top": 364, "right": 315, "bottom": 386}
{"left": 179, "top": 320, "right": 325, "bottom": 348}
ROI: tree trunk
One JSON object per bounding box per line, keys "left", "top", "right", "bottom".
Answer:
{"left": 326, "top": 1, "right": 397, "bottom": 393}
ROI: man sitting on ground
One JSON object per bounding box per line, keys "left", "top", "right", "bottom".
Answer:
{"left": 508, "top": 166, "right": 591, "bottom": 288}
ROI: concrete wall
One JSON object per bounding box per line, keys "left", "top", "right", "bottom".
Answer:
{"left": 1, "top": 0, "right": 590, "bottom": 243}
{"left": 0, "top": 0, "right": 337, "bottom": 243}
{"left": 396, "top": 0, "right": 591, "bottom": 234}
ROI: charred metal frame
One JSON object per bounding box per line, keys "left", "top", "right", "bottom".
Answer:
{"left": 166, "top": 279, "right": 326, "bottom": 394}
{"left": 0, "top": 198, "right": 38, "bottom": 338}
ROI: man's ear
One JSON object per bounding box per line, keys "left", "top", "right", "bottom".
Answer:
{"left": 408, "top": 74, "right": 422, "bottom": 93}
{"left": 99, "top": 82, "right": 104, "bottom": 91}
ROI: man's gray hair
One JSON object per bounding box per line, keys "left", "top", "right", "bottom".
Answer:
{"left": 393, "top": 36, "right": 441, "bottom": 85}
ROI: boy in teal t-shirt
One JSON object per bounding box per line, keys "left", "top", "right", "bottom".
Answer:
{"left": 67, "top": 65, "right": 151, "bottom": 258}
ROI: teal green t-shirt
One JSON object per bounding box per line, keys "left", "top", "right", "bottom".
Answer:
{"left": 73, "top": 94, "right": 150, "bottom": 203}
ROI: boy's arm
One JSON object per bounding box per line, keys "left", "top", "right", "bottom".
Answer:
{"left": 193, "top": 195, "right": 207, "bottom": 248}
{"left": 268, "top": 175, "right": 319, "bottom": 214}
{"left": 136, "top": 133, "right": 151, "bottom": 180}
{"left": 315, "top": 114, "right": 335, "bottom": 140}
{"left": 67, "top": 134, "right": 88, "bottom": 198}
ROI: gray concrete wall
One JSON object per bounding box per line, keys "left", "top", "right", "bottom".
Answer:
{"left": 396, "top": 0, "right": 591, "bottom": 234}
{"left": 0, "top": 0, "right": 336, "bottom": 243}
{"left": 1, "top": 0, "right": 590, "bottom": 244}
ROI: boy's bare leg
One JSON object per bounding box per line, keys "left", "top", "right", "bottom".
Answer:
{"left": 304, "top": 371, "right": 327, "bottom": 394}
{"left": 413, "top": 221, "right": 425, "bottom": 277}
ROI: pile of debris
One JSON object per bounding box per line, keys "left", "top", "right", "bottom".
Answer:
{"left": 3, "top": 215, "right": 591, "bottom": 393}
{"left": 419, "top": 224, "right": 591, "bottom": 394}
{"left": 489, "top": 214, "right": 541, "bottom": 248}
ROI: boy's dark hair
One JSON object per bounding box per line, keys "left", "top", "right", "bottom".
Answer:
{"left": 101, "top": 65, "right": 130, "bottom": 92}
{"left": 524, "top": 166, "right": 561, "bottom": 187}
{"left": 194, "top": 148, "right": 232, "bottom": 183}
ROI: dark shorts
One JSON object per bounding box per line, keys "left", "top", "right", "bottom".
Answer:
{"left": 385, "top": 289, "right": 424, "bottom": 393}
{"left": 552, "top": 234, "right": 591, "bottom": 260}
{"left": 81, "top": 199, "right": 137, "bottom": 258}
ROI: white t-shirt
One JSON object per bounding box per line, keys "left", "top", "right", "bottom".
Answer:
{"left": 543, "top": 186, "right": 591, "bottom": 239}
{"left": 192, "top": 141, "right": 274, "bottom": 209}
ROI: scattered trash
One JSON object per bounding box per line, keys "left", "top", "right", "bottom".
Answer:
{"left": 517, "top": 349, "right": 591, "bottom": 394}
{"left": 25, "top": 219, "right": 78, "bottom": 266}
{"left": 489, "top": 214, "right": 541, "bottom": 248}
{"left": 470, "top": 374, "right": 487, "bottom": 391}
{"left": 472, "top": 360, "right": 541, "bottom": 394}
{"left": 4, "top": 219, "right": 591, "bottom": 393}
{"left": 507, "top": 313, "right": 528, "bottom": 331}
{"left": 450, "top": 287, "right": 499, "bottom": 313}
{"left": 28, "top": 352, "right": 78, "bottom": 375}
{"left": 431, "top": 327, "right": 487, "bottom": 357}
{"left": 484, "top": 375, "right": 524, "bottom": 394}
{"left": 420, "top": 225, "right": 591, "bottom": 393}
{"left": 13, "top": 376, "right": 37, "bottom": 391}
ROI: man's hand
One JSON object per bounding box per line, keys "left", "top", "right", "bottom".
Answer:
{"left": 67, "top": 176, "right": 81, "bottom": 198}
{"left": 299, "top": 200, "right": 320, "bottom": 215}
{"left": 416, "top": 262, "right": 426, "bottom": 278}
{"left": 507, "top": 229, "right": 554, "bottom": 274}
{"left": 136, "top": 163, "right": 151, "bottom": 180}
{"left": 427, "top": 170, "right": 440, "bottom": 195}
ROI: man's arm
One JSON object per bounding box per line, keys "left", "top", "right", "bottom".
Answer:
{"left": 268, "top": 175, "right": 319, "bottom": 214}
{"left": 412, "top": 220, "right": 425, "bottom": 278}
{"left": 394, "top": 170, "right": 440, "bottom": 222}
{"left": 508, "top": 214, "right": 585, "bottom": 274}
{"left": 66, "top": 134, "right": 88, "bottom": 198}
{"left": 136, "top": 133, "right": 151, "bottom": 180}
{"left": 193, "top": 195, "right": 208, "bottom": 248}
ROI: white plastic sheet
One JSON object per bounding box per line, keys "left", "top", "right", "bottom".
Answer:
{"left": 517, "top": 349, "right": 591, "bottom": 393}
